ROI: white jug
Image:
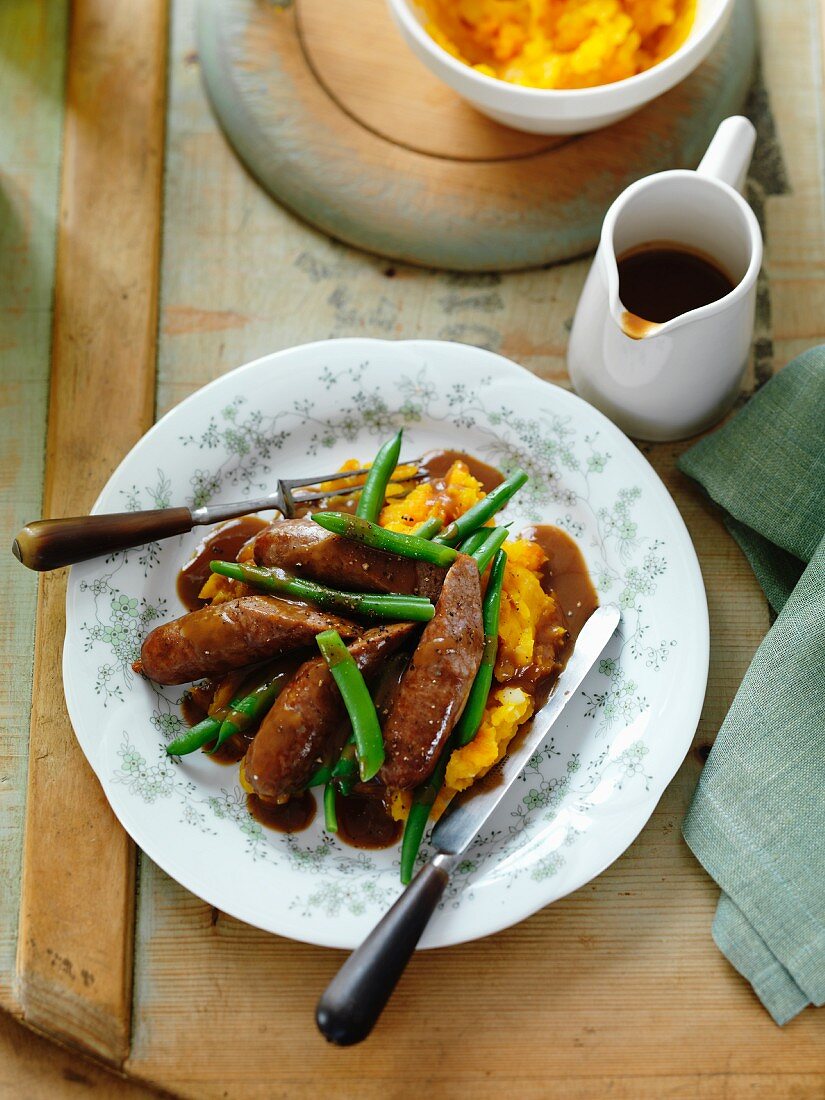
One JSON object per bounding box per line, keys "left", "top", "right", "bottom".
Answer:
{"left": 567, "top": 116, "right": 762, "bottom": 441}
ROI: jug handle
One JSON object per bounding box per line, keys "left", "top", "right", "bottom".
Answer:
{"left": 696, "top": 115, "right": 756, "bottom": 194}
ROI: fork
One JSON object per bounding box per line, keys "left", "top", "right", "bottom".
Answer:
{"left": 11, "top": 462, "right": 429, "bottom": 572}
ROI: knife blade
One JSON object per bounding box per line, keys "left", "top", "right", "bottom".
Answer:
{"left": 431, "top": 602, "right": 621, "bottom": 857}
{"left": 316, "top": 603, "right": 620, "bottom": 1046}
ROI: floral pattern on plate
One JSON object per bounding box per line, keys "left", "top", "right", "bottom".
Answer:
{"left": 64, "top": 339, "right": 707, "bottom": 949}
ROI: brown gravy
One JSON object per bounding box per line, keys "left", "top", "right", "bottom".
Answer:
{"left": 526, "top": 524, "right": 599, "bottom": 645}
{"left": 247, "top": 790, "right": 316, "bottom": 833}
{"left": 208, "top": 733, "right": 253, "bottom": 766}
{"left": 176, "top": 515, "right": 269, "bottom": 610}
{"left": 180, "top": 682, "right": 213, "bottom": 728}
{"left": 335, "top": 791, "right": 402, "bottom": 849}
{"left": 617, "top": 241, "right": 734, "bottom": 337}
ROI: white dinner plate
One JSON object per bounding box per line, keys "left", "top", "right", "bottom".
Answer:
{"left": 63, "top": 339, "right": 708, "bottom": 949}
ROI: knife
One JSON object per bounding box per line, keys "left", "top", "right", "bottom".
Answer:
{"left": 315, "top": 603, "right": 621, "bottom": 1045}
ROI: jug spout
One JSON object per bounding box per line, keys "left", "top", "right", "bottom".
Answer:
{"left": 608, "top": 289, "right": 662, "bottom": 341}
{"left": 601, "top": 230, "right": 666, "bottom": 341}
{"left": 605, "top": 255, "right": 664, "bottom": 341}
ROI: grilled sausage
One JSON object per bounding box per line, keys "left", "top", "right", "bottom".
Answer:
{"left": 135, "top": 595, "right": 360, "bottom": 685}
{"left": 254, "top": 517, "right": 445, "bottom": 600}
{"left": 378, "top": 554, "right": 483, "bottom": 789}
{"left": 244, "top": 622, "right": 418, "bottom": 802}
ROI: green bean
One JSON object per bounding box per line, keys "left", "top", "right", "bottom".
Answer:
{"left": 168, "top": 667, "right": 291, "bottom": 757}
{"left": 455, "top": 549, "right": 506, "bottom": 746}
{"left": 331, "top": 736, "right": 359, "bottom": 796}
{"left": 316, "top": 630, "right": 385, "bottom": 782}
{"left": 457, "top": 528, "right": 490, "bottom": 557}
{"left": 399, "top": 750, "right": 449, "bottom": 885}
{"left": 310, "top": 512, "right": 458, "bottom": 567}
{"left": 356, "top": 430, "right": 404, "bottom": 523}
{"left": 209, "top": 669, "right": 292, "bottom": 752}
{"left": 306, "top": 763, "right": 333, "bottom": 788}
{"left": 410, "top": 515, "right": 443, "bottom": 539}
{"left": 399, "top": 549, "right": 507, "bottom": 882}
{"left": 323, "top": 782, "right": 338, "bottom": 832}
{"left": 469, "top": 526, "right": 508, "bottom": 575}
{"left": 166, "top": 712, "right": 227, "bottom": 757}
{"left": 209, "top": 560, "right": 435, "bottom": 622}
{"left": 305, "top": 734, "right": 359, "bottom": 792}
{"left": 434, "top": 468, "right": 528, "bottom": 546}
{"left": 309, "top": 647, "right": 407, "bottom": 791}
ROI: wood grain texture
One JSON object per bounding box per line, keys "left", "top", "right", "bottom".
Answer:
{"left": 0, "top": 2, "right": 68, "bottom": 1017}
{"left": 0, "top": 1008, "right": 161, "bottom": 1100}
{"left": 297, "top": 0, "right": 561, "bottom": 159}
{"left": 196, "top": 0, "right": 756, "bottom": 270}
{"left": 15, "top": 0, "right": 168, "bottom": 1065}
{"left": 116, "top": 0, "right": 823, "bottom": 1095}
{"left": 5, "top": 0, "right": 825, "bottom": 1091}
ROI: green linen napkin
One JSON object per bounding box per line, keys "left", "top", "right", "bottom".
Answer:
{"left": 678, "top": 346, "right": 825, "bottom": 1025}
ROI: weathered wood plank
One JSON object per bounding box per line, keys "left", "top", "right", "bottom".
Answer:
{"left": 758, "top": 0, "right": 825, "bottom": 364}
{"left": 0, "top": 1007, "right": 160, "bottom": 1099}
{"left": 120, "top": 0, "right": 824, "bottom": 1096}
{"left": 15, "top": 0, "right": 168, "bottom": 1064}
{"left": 0, "top": 0, "right": 68, "bottom": 1013}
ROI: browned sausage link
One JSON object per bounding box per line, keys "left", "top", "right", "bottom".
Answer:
{"left": 244, "top": 622, "right": 419, "bottom": 802}
{"left": 253, "top": 517, "right": 445, "bottom": 600}
{"left": 378, "top": 554, "right": 484, "bottom": 789}
{"left": 135, "top": 595, "right": 361, "bottom": 686}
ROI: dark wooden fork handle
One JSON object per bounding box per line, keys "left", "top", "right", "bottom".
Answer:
{"left": 315, "top": 858, "right": 450, "bottom": 1046}
{"left": 12, "top": 507, "right": 194, "bottom": 571}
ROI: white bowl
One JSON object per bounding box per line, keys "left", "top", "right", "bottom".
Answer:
{"left": 387, "top": 0, "right": 735, "bottom": 134}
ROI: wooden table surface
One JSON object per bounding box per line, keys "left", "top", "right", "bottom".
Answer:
{"left": 1, "top": 1, "right": 824, "bottom": 1096}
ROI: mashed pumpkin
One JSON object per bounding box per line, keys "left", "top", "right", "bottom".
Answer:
{"left": 420, "top": 0, "right": 695, "bottom": 89}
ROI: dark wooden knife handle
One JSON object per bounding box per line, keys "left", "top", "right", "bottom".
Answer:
{"left": 316, "top": 859, "right": 450, "bottom": 1046}
{"left": 11, "top": 507, "right": 194, "bottom": 571}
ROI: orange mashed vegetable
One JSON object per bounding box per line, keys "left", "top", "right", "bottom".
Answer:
{"left": 420, "top": 0, "right": 696, "bottom": 89}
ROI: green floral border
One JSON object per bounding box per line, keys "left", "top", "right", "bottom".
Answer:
{"left": 76, "top": 356, "right": 678, "bottom": 918}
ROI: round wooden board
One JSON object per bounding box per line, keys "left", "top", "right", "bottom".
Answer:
{"left": 198, "top": 0, "right": 756, "bottom": 271}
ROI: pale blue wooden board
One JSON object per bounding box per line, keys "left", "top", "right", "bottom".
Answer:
{"left": 0, "top": 0, "right": 67, "bottom": 1015}
{"left": 197, "top": 0, "right": 756, "bottom": 271}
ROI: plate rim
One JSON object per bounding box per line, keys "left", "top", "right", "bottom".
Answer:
{"left": 63, "top": 337, "right": 709, "bottom": 949}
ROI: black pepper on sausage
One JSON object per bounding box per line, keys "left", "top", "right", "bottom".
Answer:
{"left": 254, "top": 517, "right": 445, "bottom": 600}
{"left": 378, "top": 554, "right": 483, "bottom": 789}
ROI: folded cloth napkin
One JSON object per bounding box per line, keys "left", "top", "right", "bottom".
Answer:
{"left": 678, "top": 345, "right": 825, "bottom": 1025}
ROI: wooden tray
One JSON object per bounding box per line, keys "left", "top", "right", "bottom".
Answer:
{"left": 197, "top": 0, "right": 756, "bottom": 270}
{"left": 5, "top": 0, "right": 825, "bottom": 1095}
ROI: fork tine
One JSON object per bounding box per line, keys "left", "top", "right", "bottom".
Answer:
{"left": 291, "top": 472, "right": 429, "bottom": 507}
{"left": 280, "top": 457, "right": 426, "bottom": 490}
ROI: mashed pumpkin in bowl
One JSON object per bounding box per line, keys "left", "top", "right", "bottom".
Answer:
{"left": 420, "top": 0, "right": 696, "bottom": 89}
